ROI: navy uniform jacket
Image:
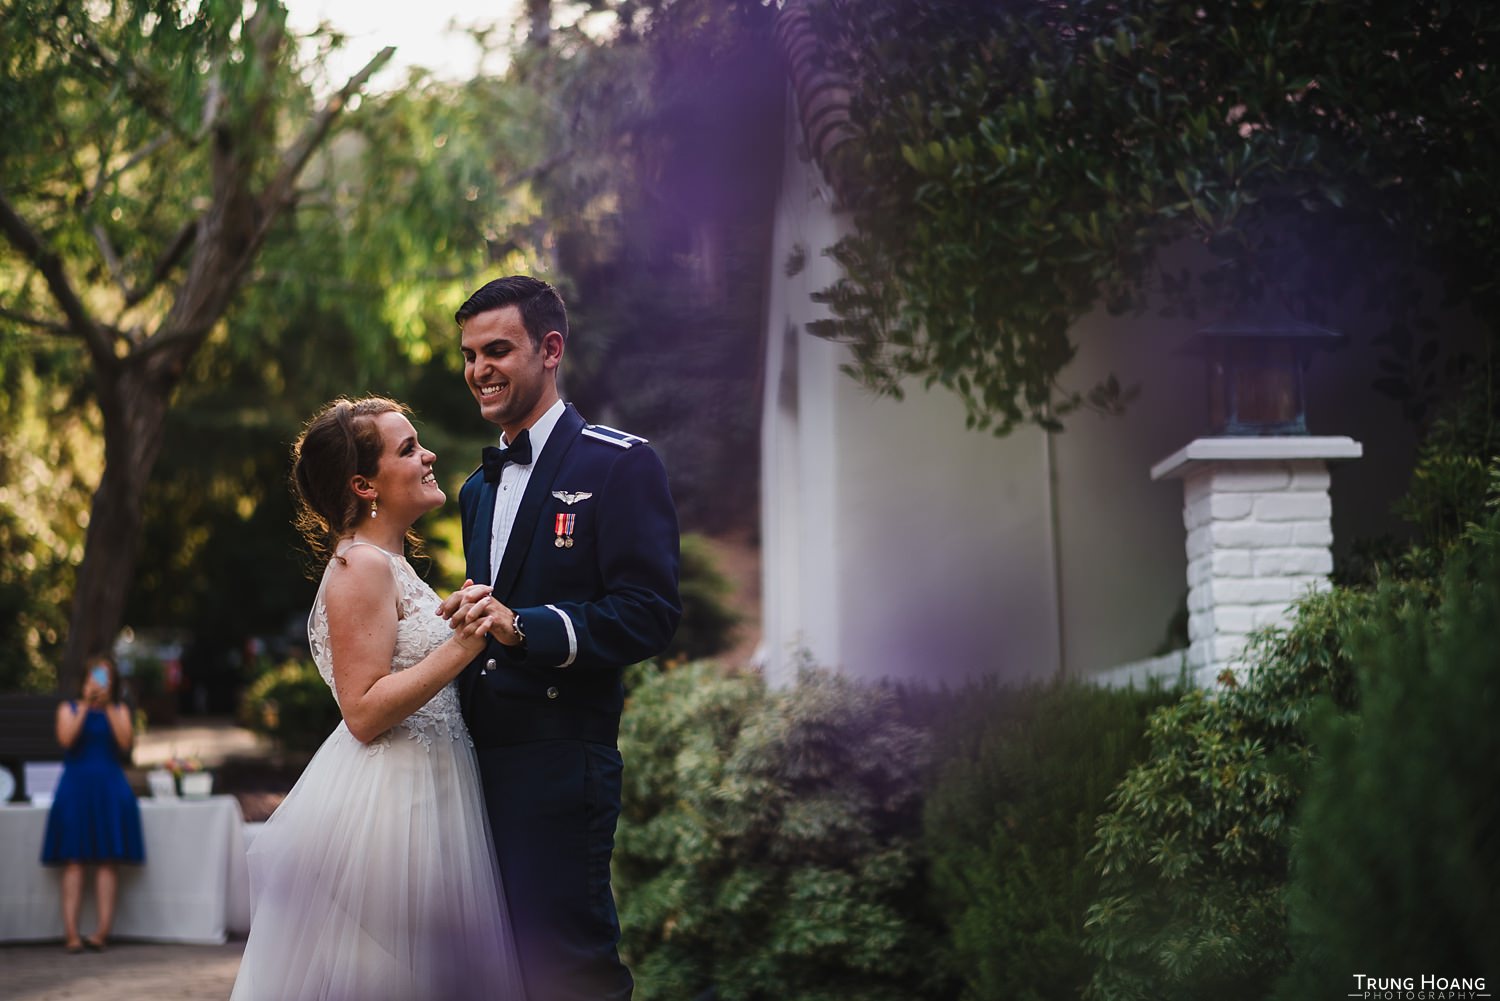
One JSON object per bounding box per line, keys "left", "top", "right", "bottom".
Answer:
{"left": 457, "top": 404, "right": 681, "bottom": 748}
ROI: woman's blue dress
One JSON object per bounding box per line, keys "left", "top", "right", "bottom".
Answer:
{"left": 40, "top": 704, "right": 145, "bottom": 865}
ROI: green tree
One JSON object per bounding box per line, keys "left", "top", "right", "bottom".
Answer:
{"left": 0, "top": 2, "right": 569, "bottom": 692}
{"left": 502, "top": 0, "right": 782, "bottom": 531}
{"left": 1277, "top": 519, "right": 1500, "bottom": 998}
{"left": 112, "top": 59, "right": 567, "bottom": 694}
{"left": 0, "top": 0, "right": 394, "bottom": 691}
{"left": 803, "top": 0, "right": 1500, "bottom": 433}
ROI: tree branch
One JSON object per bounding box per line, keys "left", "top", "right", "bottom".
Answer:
{"left": 85, "top": 131, "right": 175, "bottom": 209}
{"left": 0, "top": 305, "right": 72, "bottom": 336}
{"left": 132, "top": 320, "right": 215, "bottom": 363}
{"left": 92, "top": 223, "right": 132, "bottom": 300}
{"left": 123, "top": 220, "right": 197, "bottom": 309}
{"left": 0, "top": 185, "right": 112, "bottom": 361}
{"left": 257, "top": 46, "right": 397, "bottom": 225}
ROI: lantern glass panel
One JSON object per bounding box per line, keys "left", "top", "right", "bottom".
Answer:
{"left": 1232, "top": 340, "right": 1300, "bottom": 428}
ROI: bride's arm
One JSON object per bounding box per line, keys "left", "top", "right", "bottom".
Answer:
{"left": 325, "top": 546, "right": 494, "bottom": 744}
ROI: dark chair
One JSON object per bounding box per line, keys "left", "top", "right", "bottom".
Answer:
{"left": 0, "top": 694, "right": 64, "bottom": 802}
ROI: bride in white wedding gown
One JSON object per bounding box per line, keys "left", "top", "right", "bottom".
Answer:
{"left": 231, "top": 397, "right": 525, "bottom": 1001}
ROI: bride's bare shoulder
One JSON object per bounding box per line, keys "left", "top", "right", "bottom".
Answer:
{"left": 323, "top": 546, "right": 397, "bottom": 605}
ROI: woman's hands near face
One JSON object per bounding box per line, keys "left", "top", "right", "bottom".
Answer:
{"left": 81, "top": 677, "right": 109, "bottom": 707}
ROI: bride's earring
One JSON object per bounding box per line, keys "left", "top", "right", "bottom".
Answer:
{"left": 370, "top": 498, "right": 379, "bottom": 519}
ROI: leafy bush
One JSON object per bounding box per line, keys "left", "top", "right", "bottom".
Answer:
{"left": 615, "top": 660, "right": 947, "bottom": 1001}
{"left": 1084, "top": 357, "right": 1499, "bottom": 1000}
{"left": 924, "top": 680, "right": 1174, "bottom": 1001}
{"left": 1276, "top": 524, "right": 1500, "bottom": 997}
{"left": 1391, "top": 363, "right": 1500, "bottom": 554}
{"left": 662, "top": 533, "right": 741, "bottom": 663}
{"left": 239, "top": 659, "right": 341, "bottom": 753}
{"left": 1082, "top": 584, "right": 1381, "bottom": 1001}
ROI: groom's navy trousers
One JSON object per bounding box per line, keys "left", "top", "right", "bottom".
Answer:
{"left": 457, "top": 404, "right": 681, "bottom": 1001}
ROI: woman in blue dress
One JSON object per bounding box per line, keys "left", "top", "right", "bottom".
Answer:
{"left": 41, "top": 654, "right": 144, "bottom": 952}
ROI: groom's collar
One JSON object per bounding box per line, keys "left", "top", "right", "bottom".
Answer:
{"left": 502, "top": 398, "right": 567, "bottom": 458}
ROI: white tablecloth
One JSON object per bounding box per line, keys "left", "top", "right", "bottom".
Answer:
{"left": 0, "top": 795, "right": 251, "bottom": 944}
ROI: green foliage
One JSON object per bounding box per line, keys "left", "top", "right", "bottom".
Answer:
{"left": 511, "top": 0, "right": 781, "bottom": 532}
{"left": 0, "top": 348, "right": 95, "bottom": 691}
{"left": 0, "top": 0, "right": 566, "bottom": 687}
{"left": 660, "top": 533, "right": 740, "bottom": 663}
{"left": 1276, "top": 525, "right": 1500, "bottom": 996}
{"left": 1392, "top": 359, "right": 1500, "bottom": 556}
{"left": 805, "top": 0, "right": 1500, "bottom": 434}
{"left": 1082, "top": 585, "right": 1386, "bottom": 1001}
{"left": 239, "top": 659, "right": 341, "bottom": 753}
{"left": 615, "top": 661, "right": 946, "bottom": 1001}
{"left": 1083, "top": 362, "right": 1500, "bottom": 999}
{"left": 924, "top": 680, "right": 1174, "bottom": 1001}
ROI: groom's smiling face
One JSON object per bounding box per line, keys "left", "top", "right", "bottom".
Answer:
{"left": 460, "top": 304, "right": 561, "bottom": 436}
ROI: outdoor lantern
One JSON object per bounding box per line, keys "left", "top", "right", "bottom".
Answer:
{"left": 1194, "top": 316, "right": 1342, "bottom": 436}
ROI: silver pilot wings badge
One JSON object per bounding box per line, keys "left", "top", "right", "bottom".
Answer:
{"left": 552, "top": 491, "right": 594, "bottom": 505}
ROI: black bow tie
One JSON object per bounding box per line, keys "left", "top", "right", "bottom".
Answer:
{"left": 481, "top": 430, "right": 532, "bottom": 483}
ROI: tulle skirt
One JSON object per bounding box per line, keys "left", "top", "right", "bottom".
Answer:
{"left": 230, "top": 721, "right": 525, "bottom": 1001}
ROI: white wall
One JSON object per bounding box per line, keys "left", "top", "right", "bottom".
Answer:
{"left": 760, "top": 124, "right": 1060, "bottom": 688}
{"left": 1049, "top": 307, "right": 1206, "bottom": 675}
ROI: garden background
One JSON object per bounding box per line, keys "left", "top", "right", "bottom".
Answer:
{"left": 2, "top": 1, "right": 1496, "bottom": 998}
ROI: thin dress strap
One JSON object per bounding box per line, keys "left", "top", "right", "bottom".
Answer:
{"left": 337, "top": 540, "right": 403, "bottom": 559}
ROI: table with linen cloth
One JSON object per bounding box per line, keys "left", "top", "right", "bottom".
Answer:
{"left": 0, "top": 794, "right": 252, "bottom": 944}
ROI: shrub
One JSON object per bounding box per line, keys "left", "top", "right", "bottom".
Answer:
{"left": 1277, "top": 525, "right": 1500, "bottom": 997}
{"left": 923, "top": 680, "right": 1174, "bottom": 1001}
{"left": 1085, "top": 363, "right": 1499, "bottom": 1001}
{"left": 615, "top": 660, "right": 947, "bottom": 1001}
{"left": 663, "top": 533, "right": 741, "bottom": 663}
{"left": 239, "top": 658, "right": 341, "bottom": 753}
{"left": 1082, "top": 585, "right": 1381, "bottom": 1001}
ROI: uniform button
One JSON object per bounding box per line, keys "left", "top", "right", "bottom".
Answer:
{"left": 484, "top": 658, "right": 497, "bottom": 672}
{"left": 546, "top": 686, "right": 559, "bottom": 700}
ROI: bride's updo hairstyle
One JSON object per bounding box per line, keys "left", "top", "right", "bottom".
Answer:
{"left": 292, "top": 396, "right": 418, "bottom": 566}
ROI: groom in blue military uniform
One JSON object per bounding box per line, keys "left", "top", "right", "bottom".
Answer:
{"left": 440, "top": 276, "right": 681, "bottom": 1000}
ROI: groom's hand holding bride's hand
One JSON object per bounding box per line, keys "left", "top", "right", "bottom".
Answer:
{"left": 438, "top": 580, "right": 524, "bottom": 648}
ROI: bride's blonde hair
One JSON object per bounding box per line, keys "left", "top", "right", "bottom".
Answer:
{"left": 291, "top": 397, "right": 423, "bottom": 569}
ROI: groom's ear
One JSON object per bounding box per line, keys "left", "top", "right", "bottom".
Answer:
{"left": 541, "top": 330, "right": 564, "bottom": 371}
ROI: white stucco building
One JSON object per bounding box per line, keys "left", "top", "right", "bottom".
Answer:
{"left": 757, "top": 4, "right": 1424, "bottom": 689}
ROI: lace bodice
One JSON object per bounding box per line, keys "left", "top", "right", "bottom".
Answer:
{"left": 307, "top": 543, "right": 469, "bottom": 752}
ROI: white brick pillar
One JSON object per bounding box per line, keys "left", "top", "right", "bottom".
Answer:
{"left": 1151, "top": 437, "right": 1362, "bottom": 687}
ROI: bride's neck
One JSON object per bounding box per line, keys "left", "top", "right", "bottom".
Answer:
{"left": 344, "top": 523, "right": 410, "bottom": 555}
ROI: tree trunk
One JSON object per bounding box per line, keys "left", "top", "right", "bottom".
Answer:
{"left": 527, "top": 0, "right": 551, "bottom": 49}
{"left": 57, "top": 360, "right": 174, "bottom": 694}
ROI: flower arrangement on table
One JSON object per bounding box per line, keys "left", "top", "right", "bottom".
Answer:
{"left": 164, "top": 755, "right": 203, "bottom": 779}
{"left": 164, "top": 756, "right": 213, "bottom": 797}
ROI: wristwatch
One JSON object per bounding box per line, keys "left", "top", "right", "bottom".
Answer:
{"left": 511, "top": 611, "right": 526, "bottom": 648}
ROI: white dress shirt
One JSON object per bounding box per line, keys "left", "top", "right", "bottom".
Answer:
{"left": 489, "top": 398, "right": 567, "bottom": 578}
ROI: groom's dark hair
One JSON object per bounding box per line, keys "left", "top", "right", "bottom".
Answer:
{"left": 455, "top": 275, "right": 568, "bottom": 349}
